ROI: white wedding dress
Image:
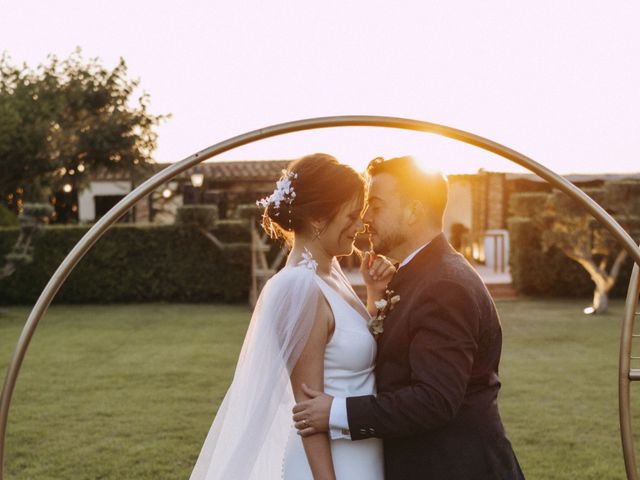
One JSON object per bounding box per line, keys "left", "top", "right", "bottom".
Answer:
{"left": 189, "top": 254, "right": 383, "bottom": 480}
{"left": 282, "top": 259, "right": 384, "bottom": 479}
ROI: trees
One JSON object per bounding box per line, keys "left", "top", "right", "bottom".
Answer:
{"left": 0, "top": 49, "right": 166, "bottom": 220}
{"left": 537, "top": 181, "right": 640, "bottom": 314}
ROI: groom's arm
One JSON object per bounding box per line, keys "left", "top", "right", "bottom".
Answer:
{"left": 347, "top": 280, "right": 480, "bottom": 440}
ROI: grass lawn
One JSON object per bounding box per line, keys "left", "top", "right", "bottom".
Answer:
{"left": 0, "top": 299, "right": 635, "bottom": 479}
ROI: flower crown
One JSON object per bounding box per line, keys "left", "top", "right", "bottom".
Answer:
{"left": 256, "top": 170, "right": 298, "bottom": 213}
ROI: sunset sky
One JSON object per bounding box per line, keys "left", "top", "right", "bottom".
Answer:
{"left": 2, "top": 1, "right": 639, "bottom": 175}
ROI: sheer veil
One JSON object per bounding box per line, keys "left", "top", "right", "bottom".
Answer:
{"left": 189, "top": 261, "right": 322, "bottom": 480}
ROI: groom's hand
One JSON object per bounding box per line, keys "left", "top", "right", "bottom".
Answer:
{"left": 292, "top": 383, "right": 332, "bottom": 437}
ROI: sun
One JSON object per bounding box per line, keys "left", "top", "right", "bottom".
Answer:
{"left": 412, "top": 155, "right": 448, "bottom": 179}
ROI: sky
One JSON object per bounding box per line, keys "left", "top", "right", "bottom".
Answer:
{"left": 1, "top": 1, "right": 639, "bottom": 175}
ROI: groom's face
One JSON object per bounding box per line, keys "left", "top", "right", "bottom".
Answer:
{"left": 363, "top": 173, "right": 408, "bottom": 258}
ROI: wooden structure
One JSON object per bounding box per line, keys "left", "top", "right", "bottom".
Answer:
{"left": 250, "top": 222, "right": 288, "bottom": 307}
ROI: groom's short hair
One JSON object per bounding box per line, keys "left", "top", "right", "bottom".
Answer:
{"left": 366, "top": 156, "right": 448, "bottom": 226}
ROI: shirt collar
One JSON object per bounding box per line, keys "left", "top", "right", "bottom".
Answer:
{"left": 398, "top": 241, "right": 431, "bottom": 270}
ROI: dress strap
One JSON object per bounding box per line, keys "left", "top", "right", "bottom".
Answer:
{"left": 313, "top": 276, "right": 340, "bottom": 308}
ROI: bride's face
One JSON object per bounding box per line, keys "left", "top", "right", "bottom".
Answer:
{"left": 318, "top": 195, "right": 365, "bottom": 257}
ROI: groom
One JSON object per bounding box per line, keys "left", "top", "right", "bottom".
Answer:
{"left": 293, "top": 156, "right": 524, "bottom": 479}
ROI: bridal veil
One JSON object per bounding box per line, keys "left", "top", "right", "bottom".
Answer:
{"left": 189, "top": 263, "right": 322, "bottom": 480}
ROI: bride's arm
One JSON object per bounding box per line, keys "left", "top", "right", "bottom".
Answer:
{"left": 290, "top": 299, "right": 336, "bottom": 480}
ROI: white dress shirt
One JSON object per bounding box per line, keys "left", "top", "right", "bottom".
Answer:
{"left": 328, "top": 241, "right": 432, "bottom": 438}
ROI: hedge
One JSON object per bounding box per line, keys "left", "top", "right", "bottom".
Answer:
{"left": 3, "top": 218, "right": 633, "bottom": 304}
{"left": 507, "top": 217, "right": 633, "bottom": 298}
{"left": 508, "top": 193, "right": 550, "bottom": 219}
{"left": 0, "top": 205, "right": 18, "bottom": 227}
{"left": 0, "top": 222, "right": 284, "bottom": 305}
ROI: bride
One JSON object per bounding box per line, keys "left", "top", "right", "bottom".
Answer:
{"left": 189, "top": 153, "right": 395, "bottom": 480}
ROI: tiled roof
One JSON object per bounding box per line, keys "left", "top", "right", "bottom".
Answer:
{"left": 89, "top": 162, "right": 640, "bottom": 184}
{"left": 198, "top": 160, "right": 291, "bottom": 181}
{"left": 89, "top": 160, "right": 292, "bottom": 182}
{"left": 506, "top": 172, "right": 640, "bottom": 182}
{"left": 87, "top": 169, "right": 136, "bottom": 181}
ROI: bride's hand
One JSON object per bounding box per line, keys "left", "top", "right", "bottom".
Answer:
{"left": 360, "top": 251, "right": 396, "bottom": 292}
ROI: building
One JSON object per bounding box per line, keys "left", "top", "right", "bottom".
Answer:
{"left": 77, "top": 169, "right": 136, "bottom": 223}
{"left": 181, "top": 160, "right": 290, "bottom": 218}
{"left": 75, "top": 161, "right": 515, "bottom": 275}
{"left": 76, "top": 160, "right": 639, "bottom": 296}
{"left": 77, "top": 160, "right": 290, "bottom": 224}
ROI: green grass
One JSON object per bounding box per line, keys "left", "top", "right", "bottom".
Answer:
{"left": 0, "top": 299, "right": 634, "bottom": 479}
{"left": 0, "top": 304, "right": 247, "bottom": 479}
{"left": 498, "top": 299, "right": 634, "bottom": 479}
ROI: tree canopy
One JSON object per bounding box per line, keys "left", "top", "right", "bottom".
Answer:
{"left": 0, "top": 49, "right": 167, "bottom": 217}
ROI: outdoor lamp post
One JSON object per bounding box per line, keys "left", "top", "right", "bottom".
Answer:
{"left": 190, "top": 166, "right": 205, "bottom": 204}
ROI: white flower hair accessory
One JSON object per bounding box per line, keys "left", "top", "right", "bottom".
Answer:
{"left": 256, "top": 170, "right": 298, "bottom": 212}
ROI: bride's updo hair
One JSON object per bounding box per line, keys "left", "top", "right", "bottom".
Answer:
{"left": 260, "top": 153, "right": 365, "bottom": 243}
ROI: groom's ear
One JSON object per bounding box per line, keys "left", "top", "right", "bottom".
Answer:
{"left": 405, "top": 200, "right": 425, "bottom": 226}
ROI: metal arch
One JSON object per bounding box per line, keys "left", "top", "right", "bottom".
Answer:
{"left": 1, "top": 115, "right": 640, "bottom": 479}
{"left": 621, "top": 262, "right": 640, "bottom": 480}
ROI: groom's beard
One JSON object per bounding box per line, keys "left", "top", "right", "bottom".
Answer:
{"left": 372, "top": 230, "right": 407, "bottom": 257}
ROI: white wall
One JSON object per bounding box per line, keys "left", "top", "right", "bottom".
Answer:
{"left": 78, "top": 180, "right": 132, "bottom": 222}
{"left": 443, "top": 177, "right": 472, "bottom": 239}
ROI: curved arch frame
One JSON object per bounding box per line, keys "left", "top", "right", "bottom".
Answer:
{"left": 621, "top": 263, "right": 640, "bottom": 479}
{"left": 1, "top": 115, "right": 640, "bottom": 479}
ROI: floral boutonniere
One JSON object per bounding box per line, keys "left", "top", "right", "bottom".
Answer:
{"left": 368, "top": 289, "right": 401, "bottom": 337}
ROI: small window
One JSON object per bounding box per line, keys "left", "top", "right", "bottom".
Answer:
{"left": 94, "top": 195, "right": 130, "bottom": 222}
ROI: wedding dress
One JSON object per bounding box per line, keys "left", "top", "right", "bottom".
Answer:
{"left": 189, "top": 252, "right": 383, "bottom": 480}
{"left": 282, "top": 258, "right": 384, "bottom": 479}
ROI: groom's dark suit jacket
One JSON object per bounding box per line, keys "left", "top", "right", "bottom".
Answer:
{"left": 347, "top": 233, "right": 524, "bottom": 480}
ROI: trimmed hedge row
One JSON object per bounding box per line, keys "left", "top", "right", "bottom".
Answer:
{"left": 0, "top": 205, "right": 18, "bottom": 227}
{"left": 508, "top": 217, "right": 633, "bottom": 298}
{"left": 3, "top": 217, "right": 632, "bottom": 304}
{"left": 0, "top": 222, "right": 283, "bottom": 304}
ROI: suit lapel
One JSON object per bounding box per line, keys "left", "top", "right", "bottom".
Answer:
{"left": 390, "top": 233, "right": 449, "bottom": 286}
{"left": 376, "top": 233, "right": 451, "bottom": 351}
